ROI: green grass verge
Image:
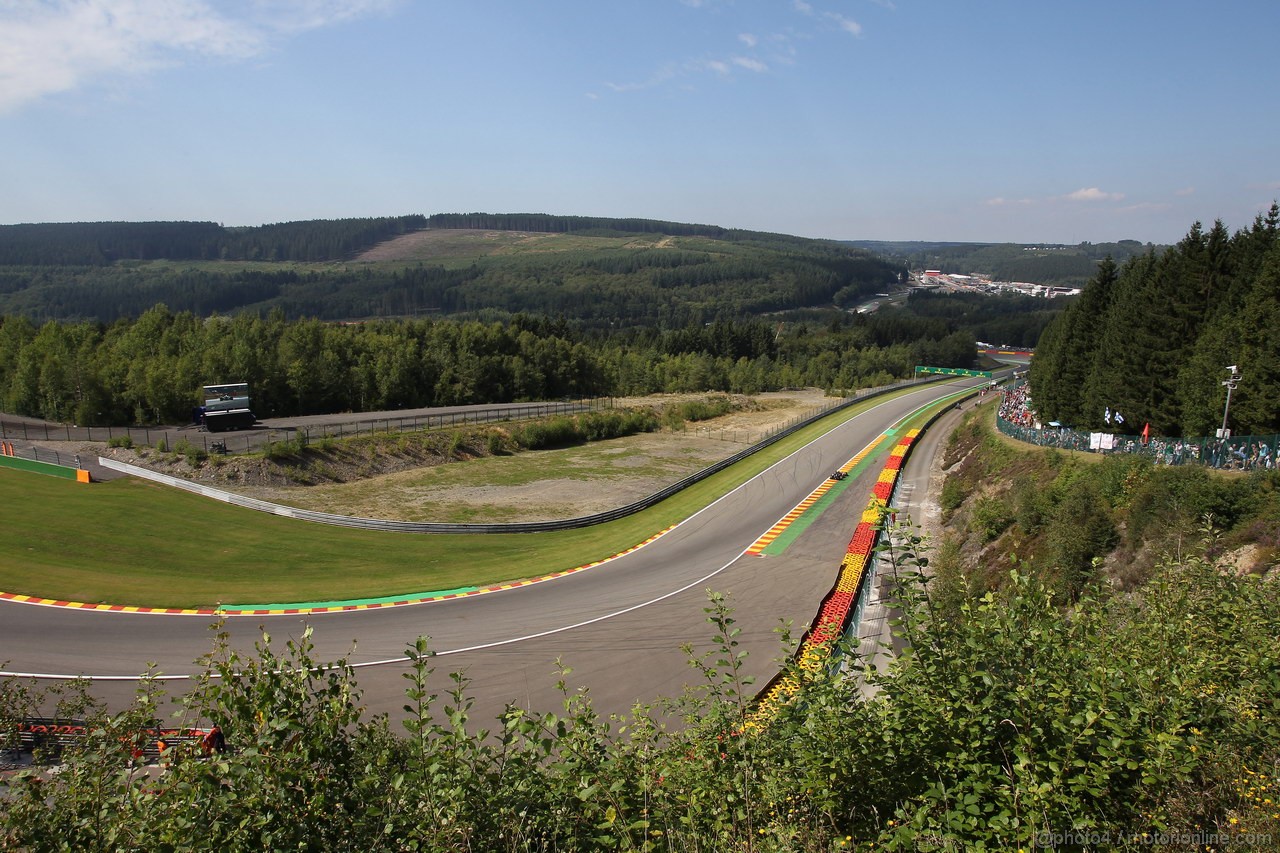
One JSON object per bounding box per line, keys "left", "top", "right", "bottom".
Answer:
{"left": 0, "top": 388, "right": 934, "bottom": 608}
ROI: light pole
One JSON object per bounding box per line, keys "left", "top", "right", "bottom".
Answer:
{"left": 1219, "top": 365, "right": 1241, "bottom": 438}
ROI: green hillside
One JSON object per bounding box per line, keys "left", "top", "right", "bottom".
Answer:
{"left": 0, "top": 215, "right": 904, "bottom": 328}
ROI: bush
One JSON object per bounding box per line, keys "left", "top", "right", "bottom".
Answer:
{"left": 263, "top": 434, "right": 307, "bottom": 461}
{"left": 939, "top": 476, "right": 965, "bottom": 516}
{"left": 173, "top": 438, "right": 207, "bottom": 466}
{"left": 675, "top": 396, "right": 736, "bottom": 423}
{"left": 1012, "top": 476, "right": 1051, "bottom": 534}
{"left": 662, "top": 406, "right": 687, "bottom": 431}
{"left": 4, "top": 540, "right": 1276, "bottom": 851}
{"left": 106, "top": 435, "right": 134, "bottom": 449}
{"left": 1041, "top": 480, "right": 1117, "bottom": 599}
{"left": 446, "top": 430, "right": 466, "bottom": 457}
{"left": 971, "top": 494, "right": 1013, "bottom": 541}
{"left": 511, "top": 416, "right": 581, "bottom": 450}
{"left": 577, "top": 408, "right": 660, "bottom": 441}
{"left": 485, "top": 430, "right": 505, "bottom": 456}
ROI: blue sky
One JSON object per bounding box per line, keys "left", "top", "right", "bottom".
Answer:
{"left": 2, "top": 1, "right": 1278, "bottom": 244}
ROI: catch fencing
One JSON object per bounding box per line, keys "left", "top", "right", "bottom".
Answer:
{"left": 0, "top": 442, "right": 86, "bottom": 472}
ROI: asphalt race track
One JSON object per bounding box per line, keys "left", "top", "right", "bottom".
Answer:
{"left": 1, "top": 379, "right": 984, "bottom": 727}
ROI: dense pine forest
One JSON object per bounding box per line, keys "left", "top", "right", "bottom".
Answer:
{"left": 0, "top": 215, "right": 904, "bottom": 327}
{"left": 0, "top": 216, "right": 429, "bottom": 265}
{"left": 0, "top": 308, "right": 978, "bottom": 426}
{"left": 1029, "top": 204, "right": 1280, "bottom": 436}
{"left": 0, "top": 214, "right": 1066, "bottom": 426}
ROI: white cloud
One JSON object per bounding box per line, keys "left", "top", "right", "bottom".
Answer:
{"left": 605, "top": 64, "right": 679, "bottom": 93}
{"left": 825, "top": 12, "right": 862, "bottom": 37}
{"left": 1119, "top": 202, "right": 1170, "bottom": 213}
{"left": 701, "top": 59, "right": 731, "bottom": 76}
{"left": 0, "top": 0, "right": 397, "bottom": 114}
{"left": 597, "top": 2, "right": 852, "bottom": 98}
{"left": 251, "top": 0, "right": 400, "bottom": 34}
{"left": 1175, "top": 186, "right": 1196, "bottom": 196}
{"left": 607, "top": 51, "right": 768, "bottom": 93}
{"left": 1064, "top": 187, "right": 1125, "bottom": 202}
{"left": 987, "top": 188, "right": 1129, "bottom": 207}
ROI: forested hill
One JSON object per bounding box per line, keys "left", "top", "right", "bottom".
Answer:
{"left": 850, "top": 238, "right": 1162, "bottom": 287}
{"left": 0, "top": 216, "right": 429, "bottom": 265}
{"left": 1029, "top": 204, "right": 1280, "bottom": 437}
{"left": 0, "top": 214, "right": 905, "bottom": 328}
{"left": 2, "top": 214, "right": 867, "bottom": 267}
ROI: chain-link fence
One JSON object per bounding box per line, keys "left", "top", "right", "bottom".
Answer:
{"left": 0, "top": 443, "right": 84, "bottom": 470}
{"left": 996, "top": 416, "right": 1279, "bottom": 472}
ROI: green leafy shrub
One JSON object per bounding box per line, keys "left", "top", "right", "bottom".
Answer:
{"left": 510, "top": 416, "right": 580, "bottom": 449}
{"left": 2, "top": 537, "right": 1278, "bottom": 851}
{"left": 263, "top": 434, "right": 307, "bottom": 461}
{"left": 173, "top": 437, "right": 207, "bottom": 466}
{"left": 1012, "top": 475, "right": 1051, "bottom": 533}
{"left": 446, "top": 429, "right": 466, "bottom": 457}
{"left": 971, "top": 494, "right": 1013, "bottom": 541}
{"left": 485, "top": 429, "right": 505, "bottom": 455}
{"left": 662, "top": 406, "right": 687, "bottom": 431}
{"left": 939, "top": 476, "right": 965, "bottom": 516}
{"left": 674, "top": 396, "right": 737, "bottom": 423}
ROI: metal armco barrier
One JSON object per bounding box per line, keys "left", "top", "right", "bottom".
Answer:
{"left": 0, "top": 399, "right": 604, "bottom": 455}
{"left": 97, "top": 378, "right": 944, "bottom": 535}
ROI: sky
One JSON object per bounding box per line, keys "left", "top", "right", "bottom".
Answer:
{"left": 2, "top": 0, "right": 1278, "bottom": 245}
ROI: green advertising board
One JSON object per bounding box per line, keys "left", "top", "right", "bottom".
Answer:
{"left": 914, "top": 366, "right": 992, "bottom": 378}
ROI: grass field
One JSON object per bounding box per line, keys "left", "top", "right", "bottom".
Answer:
{"left": 1, "top": 392, "right": 927, "bottom": 608}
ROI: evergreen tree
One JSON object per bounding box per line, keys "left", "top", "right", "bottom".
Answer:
{"left": 1031, "top": 257, "right": 1118, "bottom": 425}
{"left": 1227, "top": 242, "right": 1280, "bottom": 433}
